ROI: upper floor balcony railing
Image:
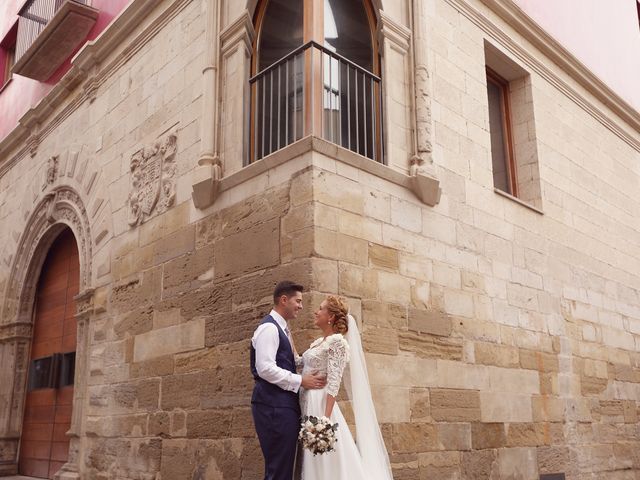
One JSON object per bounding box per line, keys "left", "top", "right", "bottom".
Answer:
{"left": 249, "top": 41, "right": 383, "bottom": 164}
{"left": 12, "top": 0, "right": 98, "bottom": 81}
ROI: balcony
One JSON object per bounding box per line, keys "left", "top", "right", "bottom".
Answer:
{"left": 12, "top": 0, "right": 99, "bottom": 81}
{"left": 249, "top": 41, "right": 383, "bottom": 163}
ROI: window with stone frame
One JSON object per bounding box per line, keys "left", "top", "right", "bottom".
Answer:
{"left": 249, "top": 0, "right": 383, "bottom": 163}
{"left": 484, "top": 41, "right": 542, "bottom": 209}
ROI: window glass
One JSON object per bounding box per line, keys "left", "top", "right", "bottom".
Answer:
{"left": 487, "top": 78, "right": 510, "bottom": 193}
{"left": 28, "top": 356, "right": 54, "bottom": 391}
{"left": 324, "top": 0, "right": 372, "bottom": 70}
{"left": 60, "top": 352, "right": 76, "bottom": 387}
{"left": 259, "top": 0, "right": 303, "bottom": 71}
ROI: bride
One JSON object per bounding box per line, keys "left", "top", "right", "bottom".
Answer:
{"left": 296, "top": 295, "right": 394, "bottom": 480}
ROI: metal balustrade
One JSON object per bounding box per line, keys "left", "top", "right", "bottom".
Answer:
{"left": 250, "top": 41, "right": 383, "bottom": 163}
{"left": 15, "top": 0, "right": 88, "bottom": 62}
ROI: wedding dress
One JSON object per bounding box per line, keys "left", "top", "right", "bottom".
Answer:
{"left": 298, "top": 316, "right": 394, "bottom": 480}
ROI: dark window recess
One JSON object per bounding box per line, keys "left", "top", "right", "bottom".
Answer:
{"left": 27, "top": 352, "right": 75, "bottom": 390}
{"left": 59, "top": 351, "right": 76, "bottom": 387}
{"left": 540, "top": 474, "right": 566, "bottom": 480}
{"left": 486, "top": 67, "right": 517, "bottom": 196}
{"left": 0, "top": 20, "right": 18, "bottom": 85}
{"left": 27, "top": 355, "right": 56, "bottom": 391}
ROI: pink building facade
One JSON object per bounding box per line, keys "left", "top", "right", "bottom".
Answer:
{"left": 0, "top": 0, "right": 129, "bottom": 141}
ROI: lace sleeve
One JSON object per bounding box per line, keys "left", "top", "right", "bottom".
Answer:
{"left": 295, "top": 353, "right": 304, "bottom": 368}
{"left": 325, "top": 336, "right": 349, "bottom": 397}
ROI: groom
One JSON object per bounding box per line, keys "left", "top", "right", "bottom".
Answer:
{"left": 250, "top": 280, "right": 326, "bottom": 480}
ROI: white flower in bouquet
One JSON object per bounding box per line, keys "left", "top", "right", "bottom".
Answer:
{"left": 298, "top": 415, "right": 339, "bottom": 455}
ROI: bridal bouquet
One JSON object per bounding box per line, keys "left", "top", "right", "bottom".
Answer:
{"left": 298, "top": 415, "right": 339, "bottom": 455}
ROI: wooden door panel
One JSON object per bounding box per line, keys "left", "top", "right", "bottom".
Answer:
{"left": 36, "top": 291, "right": 68, "bottom": 311}
{"left": 62, "top": 317, "right": 77, "bottom": 336}
{"left": 54, "top": 405, "right": 72, "bottom": 424}
{"left": 20, "top": 228, "right": 79, "bottom": 478}
{"left": 32, "top": 310, "right": 65, "bottom": 341}
{"left": 51, "top": 423, "right": 70, "bottom": 443}
{"left": 40, "top": 278, "right": 69, "bottom": 297}
{"left": 38, "top": 269, "right": 69, "bottom": 287}
{"left": 49, "top": 460, "right": 65, "bottom": 478}
{"left": 65, "top": 282, "right": 79, "bottom": 297}
{"left": 35, "top": 303, "right": 65, "bottom": 323}
{"left": 19, "top": 457, "right": 49, "bottom": 478}
{"left": 50, "top": 442, "right": 70, "bottom": 462}
{"left": 23, "top": 405, "right": 56, "bottom": 424}
{"left": 20, "top": 440, "right": 51, "bottom": 460}
{"left": 25, "top": 389, "right": 57, "bottom": 406}
{"left": 31, "top": 340, "right": 62, "bottom": 360}
{"left": 21, "top": 423, "right": 54, "bottom": 442}
{"left": 56, "top": 387, "right": 74, "bottom": 405}
{"left": 61, "top": 334, "right": 77, "bottom": 352}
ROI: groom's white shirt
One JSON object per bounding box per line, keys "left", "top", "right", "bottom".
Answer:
{"left": 251, "top": 309, "right": 302, "bottom": 393}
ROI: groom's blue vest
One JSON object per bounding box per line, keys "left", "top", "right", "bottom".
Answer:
{"left": 250, "top": 315, "right": 300, "bottom": 411}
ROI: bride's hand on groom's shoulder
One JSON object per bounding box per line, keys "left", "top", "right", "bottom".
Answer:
{"left": 301, "top": 371, "right": 326, "bottom": 390}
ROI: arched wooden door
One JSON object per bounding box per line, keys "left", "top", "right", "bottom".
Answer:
{"left": 19, "top": 228, "right": 79, "bottom": 479}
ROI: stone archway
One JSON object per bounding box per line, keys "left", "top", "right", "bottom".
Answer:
{"left": 0, "top": 186, "right": 93, "bottom": 479}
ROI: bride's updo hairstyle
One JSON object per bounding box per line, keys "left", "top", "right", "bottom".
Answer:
{"left": 325, "top": 295, "right": 349, "bottom": 335}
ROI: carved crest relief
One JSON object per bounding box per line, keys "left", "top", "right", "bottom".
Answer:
{"left": 127, "top": 133, "right": 177, "bottom": 227}
{"left": 42, "top": 156, "right": 59, "bottom": 190}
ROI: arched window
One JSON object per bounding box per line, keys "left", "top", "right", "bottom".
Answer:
{"left": 250, "top": 0, "right": 382, "bottom": 163}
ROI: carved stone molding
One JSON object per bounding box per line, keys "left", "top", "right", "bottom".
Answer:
{"left": 83, "top": 75, "right": 99, "bottom": 103}
{"left": 27, "top": 133, "right": 40, "bottom": 158}
{"left": 1, "top": 186, "right": 93, "bottom": 326}
{"left": 74, "top": 288, "right": 96, "bottom": 323}
{"left": 127, "top": 132, "right": 177, "bottom": 226}
{"left": 192, "top": 0, "right": 224, "bottom": 210}
{"left": 220, "top": 11, "right": 255, "bottom": 57}
{"left": 378, "top": 11, "right": 411, "bottom": 53}
{"left": 42, "top": 156, "right": 59, "bottom": 190}
{"left": 410, "top": 0, "right": 433, "bottom": 161}
{"left": 0, "top": 186, "right": 93, "bottom": 474}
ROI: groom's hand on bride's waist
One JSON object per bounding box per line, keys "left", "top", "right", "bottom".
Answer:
{"left": 301, "top": 371, "right": 326, "bottom": 390}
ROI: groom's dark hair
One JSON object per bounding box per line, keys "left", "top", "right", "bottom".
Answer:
{"left": 273, "top": 280, "right": 304, "bottom": 304}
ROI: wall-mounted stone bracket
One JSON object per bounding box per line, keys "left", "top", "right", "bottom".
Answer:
{"left": 191, "top": 160, "right": 222, "bottom": 209}
{"left": 409, "top": 155, "right": 440, "bottom": 206}
{"left": 410, "top": 170, "right": 441, "bottom": 206}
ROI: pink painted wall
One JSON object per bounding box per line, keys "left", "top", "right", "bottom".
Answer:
{"left": 514, "top": 0, "right": 640, "bottom": 112}
{"left": 0, "top": 0, "right": 130, "bottom": 142}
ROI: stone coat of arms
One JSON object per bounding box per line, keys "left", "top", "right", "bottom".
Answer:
{"left": 127, "top": 133, "right": 177, "bottom": 226}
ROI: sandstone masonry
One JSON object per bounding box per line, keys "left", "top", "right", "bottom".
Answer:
{"left": 0, "top": 0, "right": 639, "bottom": 479}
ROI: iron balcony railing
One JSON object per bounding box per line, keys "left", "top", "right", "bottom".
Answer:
{"left": 15, "top": 0, "right": 88, "bottom": 62}
{"left": 249, "top": 41, "right": 383, "bottom": 163}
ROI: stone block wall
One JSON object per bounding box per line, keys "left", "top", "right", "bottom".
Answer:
{"left": 296, "top": 135, "right": 639, "bottom": 479}
{"left": 84, "top": 179, "right": 319, "bottom": 479}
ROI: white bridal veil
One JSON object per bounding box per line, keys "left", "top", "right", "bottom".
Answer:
{"left": 344, "top": 314, "right": 394, "bottom": 480}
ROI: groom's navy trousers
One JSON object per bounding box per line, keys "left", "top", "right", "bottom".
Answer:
{"left": 251, "top": 315, "right": 301, "bottom": 480}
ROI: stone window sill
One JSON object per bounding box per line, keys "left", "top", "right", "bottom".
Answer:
{"left": 494, "top": 187, "right": 543, "bottom": 215}
{"left": 225, "top": 136, "right": 410, "bottom": 192}
{"left": 192, "top": 135, "right": 441, "bottom": 209}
